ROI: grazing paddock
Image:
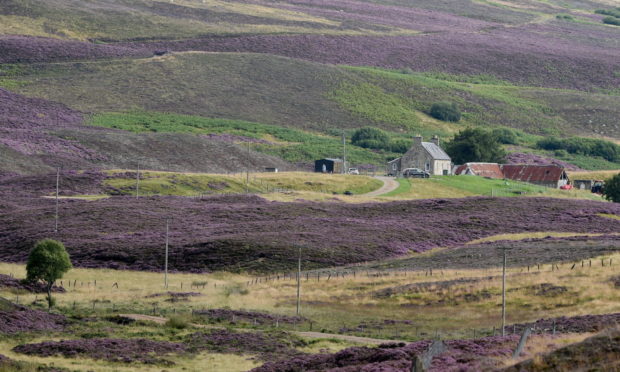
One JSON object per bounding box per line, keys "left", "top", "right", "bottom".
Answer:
{"left": 1, "top": 248, "right": 619, "bottom": 342}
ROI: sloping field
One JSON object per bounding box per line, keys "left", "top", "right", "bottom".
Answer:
{"left": 0, "top": 0, "right": 405, "bottom": 41}
{"left": 5, "top": 52, "right": 620, "bottom": 140}
{"left": 0, "top": 88, "right": 293, "bottom": 174}
{"left": 0, "top": 187, "right": 617, "bottom": 272}
{"left": 122, "top": 19, "right": 620, "bottom": 92}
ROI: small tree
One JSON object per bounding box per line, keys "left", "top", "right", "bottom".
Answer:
{"left": 351, "top": 127, "right": 390, "bottom": 150}
{"left": 602, "top": 174, "right": 620, "bottom": 203}
{"left": 430, "top": 102, "right": 461, "bottom": 122}
{"left": 26, "top": 239, "right": 72, "bottom": 310}
{"left": 445, "top": 128, "right": 506, "bottom": 164}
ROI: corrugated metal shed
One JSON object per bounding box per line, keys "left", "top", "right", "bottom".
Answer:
{"left": 454, "top": 163, "right": 504, "bottom": 178}
{"left": 501, "top": 164, "right": 566, "bottom": 184}
{"left": 422, "top": 142, "right": 450, "bottom": 160}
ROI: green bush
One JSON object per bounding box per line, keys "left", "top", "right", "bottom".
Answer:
{"left": 603, "top": 16, "right": 620, "bottom": 25}
{"left": 554, "top": 149, "right": 568, "bottom": 158}
{"left": 389, "top": 138, "right": 411, "bottom": 153}
{"left": 430, "top": 102, "right": 461, "bottom": 122}
{"left": 556, "top": 14, "right": 574, "bottom": 20}
{"left": 445, "top": 128, "right": 506, "bottom": 164}
{"left": 602, "top": 173, "right": 620, "bottom": 202}
{"left": 492, "top": 128, "right": 518, "bottom": 145}
{"left": 351, "top": 127, "right": 390, "bottom": 150}
{"left": 536, "top": 137, "right": 620, "bottom": 162}
{"left": 595, "top": 8, "right": 620, "bottom": 18}
{"left": 165, "top": 315, "right": 190, "bottom": 329}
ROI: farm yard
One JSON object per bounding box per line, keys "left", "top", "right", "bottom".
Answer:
{"left": 1, "top": 167, "right": 619, "bottom": 369}
{"left": 2, "top": 0, "right": 620, "bottom": 370}
{"left": 0, "top": 243, "right": 619, "bottom": 371}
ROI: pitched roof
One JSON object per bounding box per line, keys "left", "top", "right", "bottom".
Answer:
{"left": 422, "top": 142, "right": 451, "bottom": 160}
{"left": 501, "top": 164, "right": 566, "bottom": 183}
{"left": 454, "top": 163, "right": 504, "bottom": 178}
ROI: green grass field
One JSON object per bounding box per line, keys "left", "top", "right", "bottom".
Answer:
{"left": 383, "top": 176, "right": 603, "bottom": 201}
{"left": 4, "top": 52, "right": 619, "bottom": 142}
{"left": 104, "top": 170, "right": 383, "bottom": 196}
{"left": 89, "top": 112, "right": 399, "bottom": 166}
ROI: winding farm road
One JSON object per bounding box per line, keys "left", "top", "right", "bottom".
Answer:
{"left": 119, "top": 313, "right": 405, "bottom": 345}
{"left": 363, "top": 176, "right": 399, "bottom": 197}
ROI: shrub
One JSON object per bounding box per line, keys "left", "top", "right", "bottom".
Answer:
{"left": 595, "top": 8, "right": 620, "bottom": 18}
{"left": 491, "top": 128, "right": 518, "bottom": 145}
{"left": 430, "top": 102, "right": 461, "bottom": 122}
{"left": 445, "top": 128, "right": 506, "bottom": 164}
{"left": 554, "top": 149, "right": 568, "bottom": 157}
{"left": 556, "top": 14, "right": 574, "bottom": 21}
{"left": 602, "top": 174, "right": 620, "bottom": 202}
{"left": 603, "top": 16, "right": 620, "bottom": 26}
{"left": 389, "top": 138, "right": 411, "bottom": 153}
{"left": 26, "top": 239, "right": 72, "bottom": 310}
{"left": 165, "top": 315, "right": 190, "bottom": 329}
{"left": 536, "top": 137, "right": 620, "bottom": 162}
{"left": 351, "top": 127, "right": 390, "bottom": 150}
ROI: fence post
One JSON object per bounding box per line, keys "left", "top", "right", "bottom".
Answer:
{"left": 411, "top": 341, "right": 446, "bottom": 372}
{"left": 512, "top": 327, "right": 531, "bottom": 358}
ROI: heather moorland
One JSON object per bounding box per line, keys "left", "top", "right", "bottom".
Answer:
{"left": 1, "top": 0, "right": 620, "bottom": 371}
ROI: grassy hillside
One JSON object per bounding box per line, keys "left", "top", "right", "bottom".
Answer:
{"left": 380, "top": 176, "right": 603, "bottom": 201}
{"left": 4, "top": 52, "right": 619, "bottom": 140}
{"left": 88, "top": 112, "right": 399, "bottom": 166}
{"left": 1, "top": 0, "right": 619, "bottom": 175}
{"left": 0, "top": 0, "right": 413, "bottom": 41}
{"left": 103, "top": 170, "right": 383, "bottom": 196}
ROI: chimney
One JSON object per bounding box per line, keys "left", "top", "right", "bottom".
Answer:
{"left": 413, "top": 135, "right": 423, "bottom": 147}
{"left": 431, "top": 135, "right": 440, "bottom": 147}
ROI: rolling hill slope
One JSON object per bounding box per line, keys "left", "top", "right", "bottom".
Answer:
{"left": 1, "top": 0, "right": 619, "bottom": 174}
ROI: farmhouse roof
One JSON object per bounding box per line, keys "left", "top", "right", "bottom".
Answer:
{"left": 321, "top": 158, "right": 343, "bottom": 162}
{"left": 454, "top": 163, "right": 504, "bottom": 178}
{"left": 388, "top": 157, "right": 401, "bottom": 164}
{"left": 501, "top": 164, "right": 566, "bottom": 183}
{"left": 422, "top": 142, "right": 450, "bottom": 160}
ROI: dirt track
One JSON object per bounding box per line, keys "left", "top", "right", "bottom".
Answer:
{"left": 363, "top": 176, "right": 399, "bottom": 197}
{"left": 119, "top": 314, "right": 405, "bottom": 345}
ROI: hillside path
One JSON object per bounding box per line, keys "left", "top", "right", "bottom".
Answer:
{"left": 362, "top": 176, "right": 399, "bottom": 197}
{"left": 119, "top": 314, "right": 405, "bottom": 345}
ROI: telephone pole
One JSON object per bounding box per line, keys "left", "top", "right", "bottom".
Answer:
{"left": 246, "top": 141, "right": 250, "bottom": 193}
{"left": 135, "top": 163, "right": 140, "bottom": 199}
{"left": 342, "top": 131, "right": 347, "bottom": 174}
{"left": 296, "top": 246, "right": 302, "bottom": 316}
{"left": 54, "top": 167, "right": 59, "bottom": 233}
{"left": 164, "top": 218, "right": 170, "bottom": 288}
{"left": 501, "top": 248, "right": 507, "bottom": 336}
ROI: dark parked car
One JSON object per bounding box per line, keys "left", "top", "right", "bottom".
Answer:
{"left": 402, "top": 168, "right": 430, "bottom": 178}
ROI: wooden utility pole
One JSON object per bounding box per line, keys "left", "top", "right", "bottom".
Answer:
{"left": 246, "top": 141, "right": 250, "bottom": 193}
{"left": 54, "top": 167, "right": 60, "bottom": 233}
{"left": 502, "top": 248, "right": 507, "bottom": 336}
{"left": 135, "top": 163, "right": 140, "bottom": 199}
{"left": 296, "top": 246, "right": 301, "bottom": 316}
{"left": 165, "top": 218, "right": 170, "bottom": 288}
{"left": 342, "top": 131, "right": 347, "bottom": 174}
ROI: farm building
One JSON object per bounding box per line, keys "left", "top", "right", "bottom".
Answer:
{"left": 315, "top": 158, "right": 344, "bottom": 174}
{"left": 454, "top": 163, "right": 570, "bottom": 188}
{"left": 502, "top": 164, "right": 569, "bottom": 188}
{"left": 453, "top": 163, "right": 504, "bottom": 179}
{"left": 573, "top": 179, "right": 594, "bottom": 191}
{"left": 387, "top": 135, "right": 452, "bottom": 176}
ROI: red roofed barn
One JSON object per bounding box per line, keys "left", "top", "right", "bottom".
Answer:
{"left": 454, "top": 163, "right": 569, "bottom": 188}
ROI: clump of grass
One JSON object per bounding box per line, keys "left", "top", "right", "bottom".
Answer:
{"left": 165, "top": 315, "right": 190, "bottom": 330}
